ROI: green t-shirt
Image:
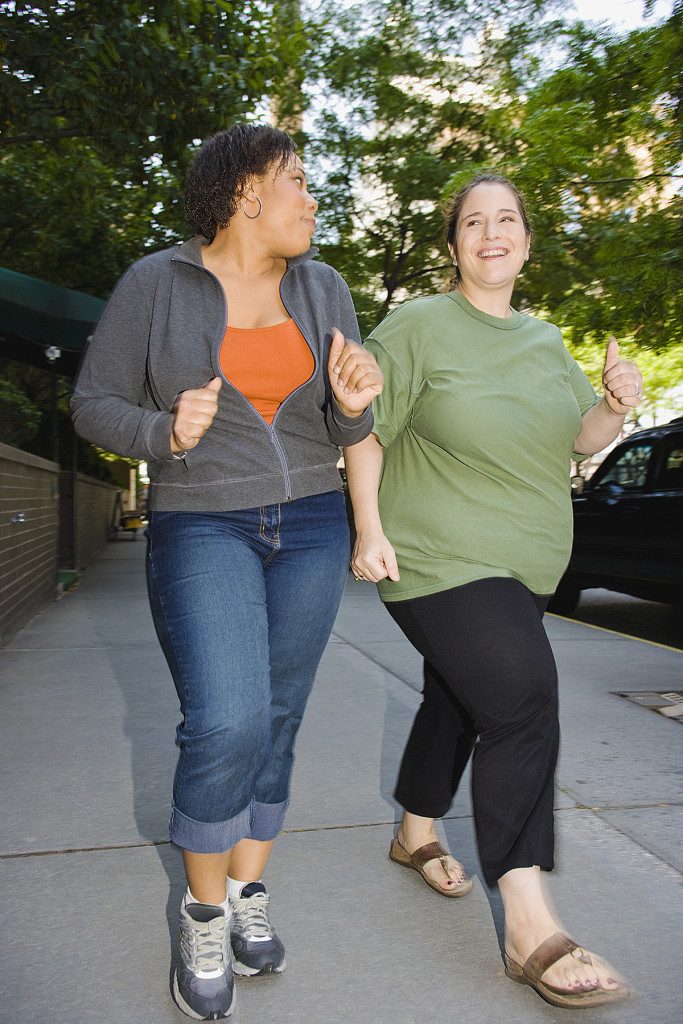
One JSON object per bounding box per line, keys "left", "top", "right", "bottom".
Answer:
{"left": 365, "top": 291, "right": 599, "bottom": 602}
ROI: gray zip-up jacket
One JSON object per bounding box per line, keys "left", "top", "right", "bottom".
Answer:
{"left": 71, "top": 237, "right": 373, "bottom": 511}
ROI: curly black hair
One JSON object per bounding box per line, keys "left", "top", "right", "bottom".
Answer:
{"left": 184, "top": 124, "right": 297, "bottom": 242}
{"left": 444, "top": 172, "right": 533, "bottom": 288}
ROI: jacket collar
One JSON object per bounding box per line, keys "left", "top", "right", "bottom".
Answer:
{"left": 171, "top": 235, "right": 319, "bottom": 269}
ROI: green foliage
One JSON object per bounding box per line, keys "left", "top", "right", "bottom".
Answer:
{"left": 458, "top": 13, "right": 683, "bottom": 350}
{"left": 0, "top": 1, "right": 277, "bottom": 176}
{"left": 557, "top": 335, "right": 683, "bottom": 429}
{"left": 307, "top": 1, "right": 681, "bottom": 362}
{"left": 0, "top": 375, "right": 42, "bottom": 447}
{"left": 0, "top": 358, "right": 132, "bottom": 476}
{"left": 270, "top": 1, "right": 309, "bottom": 144}
{"left": 0, "top": 0, "right": 279, "bottom": 296}
{"left": 306, "top": 0, "right": 568, "bottom": 333}
{"left": 0, "top": 140, "right": 177, "bottom": 295}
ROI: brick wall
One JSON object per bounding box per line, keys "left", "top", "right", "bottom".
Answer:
{"left": 59, "top": 471, "right": 120, "bottom": 570}
{"left": 1, "top": 444, "right": 123, "bottom": 645}
{"left": 0, "top": 442, "right": 59, "bottom": 645}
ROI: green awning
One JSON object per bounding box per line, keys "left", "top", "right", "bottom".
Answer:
{"left": 0, "top": 267, "right": 105, "bottom": 374}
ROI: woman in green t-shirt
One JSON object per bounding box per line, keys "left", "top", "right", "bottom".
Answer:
{"left": 343, "top": 173, "right": 642, "bottom": 1009}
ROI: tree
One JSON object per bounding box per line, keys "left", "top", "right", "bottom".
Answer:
{"left": 269, "top": 1, "right": 308, "bottom": 143}
{"left": 461, "top": 9, "right": 683, "bottom": 350}
{"left": 306, "top": 0, "right": 681, "bottom": 354}
{"left": 555, "top": 334, "right": 683, "bottom": 430}
{"left": 0, "top": 1, "right": 277, "bottom": 177}
{"left": 305, "top": 0, "right": 566, "bottom": 333}
{"left": 0, "top": 375, "right": 41, "bottom": 447}
{"left": 0, "top": 140, "right": 173, "bottom": 296}
{"left": 0, "top": 1, "right": 281, "bottom": 295}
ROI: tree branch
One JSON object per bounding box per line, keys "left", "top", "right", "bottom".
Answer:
{"left": 400, "top": 263, "right": 451, "bottom": 285}
{"left": 0, "top": 129, "right": 88, "bottom": 146}
{"left": 563, "top": 173, "right": 683, "bottom": 185}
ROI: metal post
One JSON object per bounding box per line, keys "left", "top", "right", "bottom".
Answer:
{"left": 44, "top": 346, "right": 62, "bottom": 466}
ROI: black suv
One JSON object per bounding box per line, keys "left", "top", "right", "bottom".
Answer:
{"left": 549, "top": 418, "right": 683, "bottom": 613}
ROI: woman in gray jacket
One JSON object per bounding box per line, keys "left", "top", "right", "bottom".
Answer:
{"left": 72, "top": 124, "right": 382, "bottom": 1021}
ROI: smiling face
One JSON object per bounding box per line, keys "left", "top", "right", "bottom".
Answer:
{"left": 246, "top": 155, "right": 318, "bottom": 258}
{"left": 451, "top": 182, "right": 530, "bottom": 299}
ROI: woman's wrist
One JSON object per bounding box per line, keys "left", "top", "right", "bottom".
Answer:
{"left": 600, "top": 395, "right": 627, "bottom": 420}
{"left": 336, "top": 398, "right": 366, "bottom": 419}
{"left": 354, "top": 515, "right": 384, "bottom": 535}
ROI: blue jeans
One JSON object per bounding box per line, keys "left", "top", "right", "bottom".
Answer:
{"left": 146, "top": 490, "right": 349, "bottom": 854}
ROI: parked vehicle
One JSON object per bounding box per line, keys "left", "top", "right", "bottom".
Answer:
{"left": 549, "top": 418, "right": 683, "bottom": 613}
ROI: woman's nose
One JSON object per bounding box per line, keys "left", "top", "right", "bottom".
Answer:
{"left": 483, "top": 222, "right": 500, "bottom": 239}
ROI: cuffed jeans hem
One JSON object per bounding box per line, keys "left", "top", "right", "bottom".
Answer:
{"left": 250, "top": 798, "right": 289, "bottom": 841}
{"left": 169, "top": 798, "right": 290, "bottom": 854}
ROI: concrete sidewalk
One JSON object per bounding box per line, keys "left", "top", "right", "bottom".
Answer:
{"left": 1, "top": 540, "right": 681, "bottom": 1024}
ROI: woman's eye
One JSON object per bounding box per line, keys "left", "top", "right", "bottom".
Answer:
{"left": 466, "top": 219, "right": 479, "bottom": 227}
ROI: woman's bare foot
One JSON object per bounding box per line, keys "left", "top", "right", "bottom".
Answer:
{"left": 398, "top": 812, "right": 466, "bottom": 892}
{"left": 500, "top": 867, "right": 627, "bottom": 994}
{"left": 505, "top": 920, "right": 625, "bottom": 992}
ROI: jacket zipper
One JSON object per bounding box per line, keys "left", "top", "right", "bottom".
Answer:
{"left": 185, "top": 254, "right": 315, "bottom": 502}
{"left": 269, "top": 427, "right": 292, "bottom": 500}
{"left": 268, "top": 271, "right": 320, "bottom": 501}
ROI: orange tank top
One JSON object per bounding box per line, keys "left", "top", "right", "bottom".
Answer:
{"left": 220, "top": 319, "right": 315, "bottom": 424}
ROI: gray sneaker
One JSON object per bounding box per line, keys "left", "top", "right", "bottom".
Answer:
{"left": 173, "top": 897, "right": 236, "bottom": 1019}
{"left": 230, "top": 882, "right": 286, "bottom": 977}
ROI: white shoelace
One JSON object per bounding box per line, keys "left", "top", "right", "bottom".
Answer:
{"left": 185, "top": 915, "right": 228, "bottom": 973}
{"left": 232, "top": 892, "right": 273, "bottom": 939}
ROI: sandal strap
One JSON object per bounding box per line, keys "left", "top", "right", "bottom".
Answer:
{"left": 410, "top": 841, "right": 450, "bottom": 871}
{"left": 524, "top": 933, "right": 590, "bottom": 984}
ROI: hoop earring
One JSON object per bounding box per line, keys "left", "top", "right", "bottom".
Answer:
{"left": 243, "top": 197, "right": 262, "bottom": 220}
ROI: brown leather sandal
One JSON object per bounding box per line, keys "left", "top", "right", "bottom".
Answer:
{"left": 504, "top": 932, "right": 630, "bottom": 1008}
{"left": 389, "top": 836, "right": 473, "bottom": 897}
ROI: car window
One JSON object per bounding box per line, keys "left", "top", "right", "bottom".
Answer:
{"left": 594, "top": 442, "right": 653, "bottom": 490}
{"left": 657, "top": 438, "right": 683, "bottom": 491}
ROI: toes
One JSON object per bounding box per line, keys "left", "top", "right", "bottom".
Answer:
{"left": 575, "top": 973, "right": 597, "bottom": 991}
{"left": 563, "top": 966, "right": 582, "bottom": 990}
{"left": 427, "top": 865, "right": 456, "bottom": 888}
{"left": 540, "top": 950, "right": 626, "bottom": 996}
{"left": 445, "top": 857, "right": 465, "bottom": 883}
{"left": 590, "top": 954, "right": 622, "bottom": 990}
{"left": 556, "top": 961, "right": 599, "bottom": 993}
{"left": 424, "top": 856, "right": 465, "bottom": 890}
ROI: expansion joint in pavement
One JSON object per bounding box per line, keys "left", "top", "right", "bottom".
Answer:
{"left": 330, "top": 633, "right": 422, "bottom": 692}
{"left": 1, "top": 838, "right": 172, "bottom": 860}
{"left": 3, "top": 800, "right": 679, "bottom": 861}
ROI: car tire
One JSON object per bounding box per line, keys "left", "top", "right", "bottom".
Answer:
{"left": 548, "top": 575, "right": 581, "bottom": 615}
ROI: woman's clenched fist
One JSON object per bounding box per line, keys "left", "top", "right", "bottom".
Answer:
{"left": 170, "top": 377, "right": 222, "bottom": 453}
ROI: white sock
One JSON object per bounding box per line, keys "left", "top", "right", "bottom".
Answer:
{"left": 185, "top": 886, "right": 231, "bottom": 914}
{"left": 227, "top": 876, "right": 262, "bottom": 901}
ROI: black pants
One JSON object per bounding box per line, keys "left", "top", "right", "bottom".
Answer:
{"left": 386, "top": 577, "right": 558, "bottom": 887}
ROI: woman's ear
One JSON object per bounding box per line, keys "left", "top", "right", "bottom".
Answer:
{"left": 448, "top": 242, "right": 457, "bottom": 266}
{"left": 239, "top": 177, "right": 260, "bottom": 208}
